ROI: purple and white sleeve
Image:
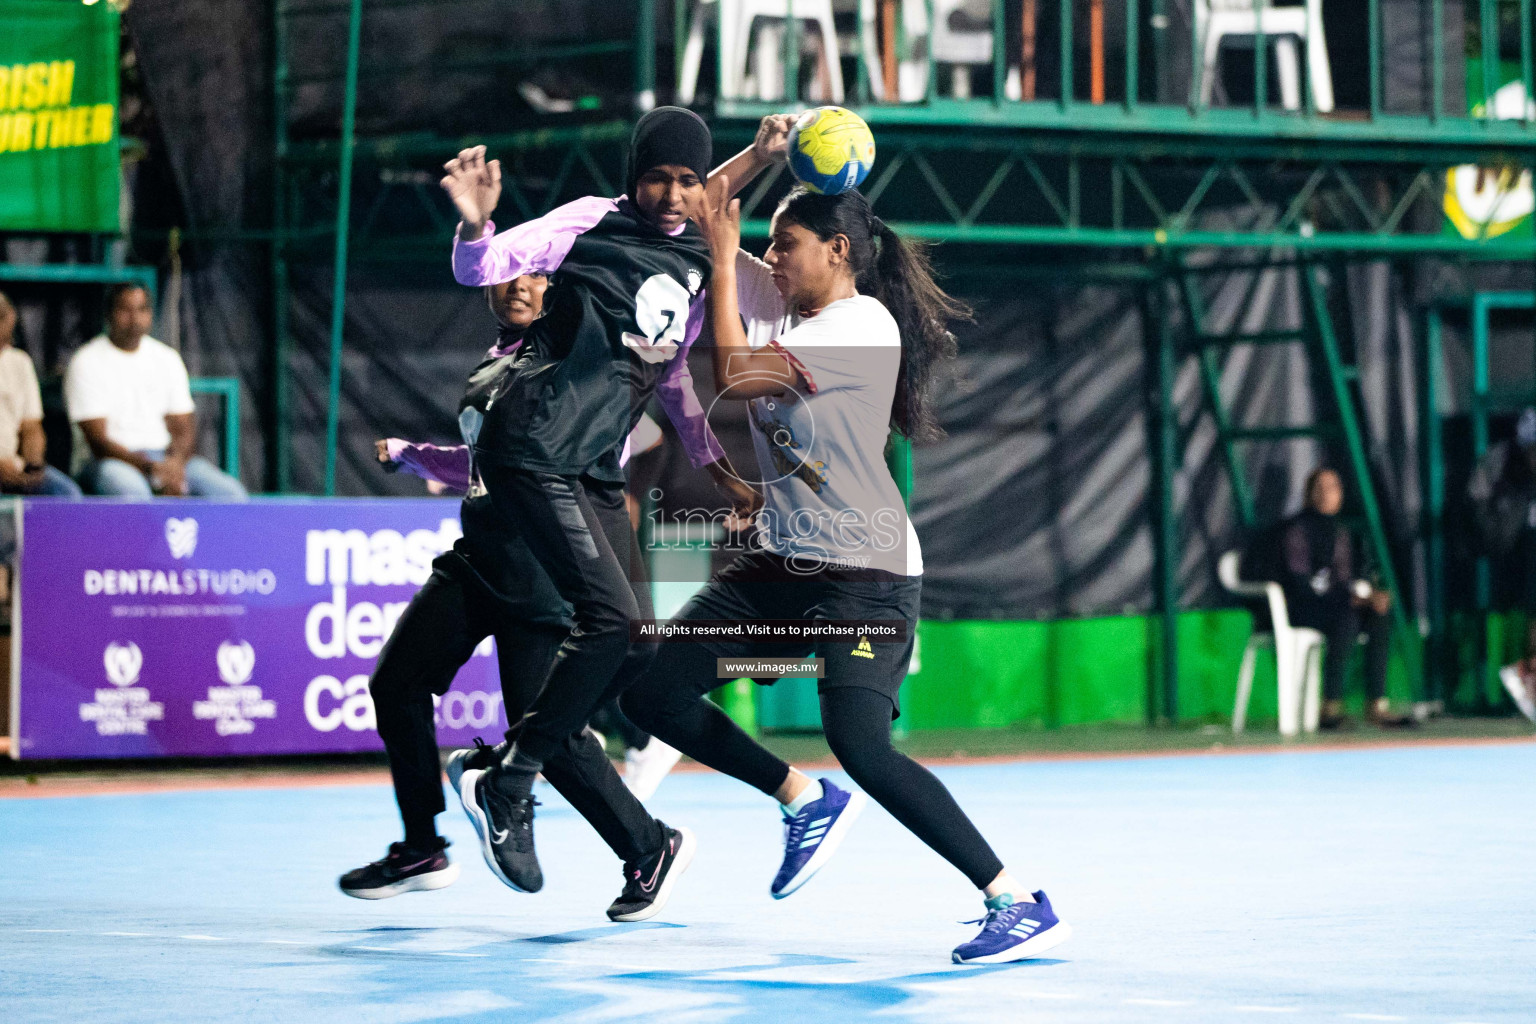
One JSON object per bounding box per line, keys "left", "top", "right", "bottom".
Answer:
{"left": 654, "top": 292, "right": 726, "bottom": 469}
{"left": 451, "top": 195, "right": 618, "bottom": 286}
{"left": 385, "top": 439, "right": 473, "bottom": 493}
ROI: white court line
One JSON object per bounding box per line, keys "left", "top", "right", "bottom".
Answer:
{"left": 432, "top": 951, "right": 487, "bottom": 958}
{"left": 1342, "top": 1015, "right": 1406, "bottom": 1021}
{"left": 178, "top": 935, "right": 224, "bottom": 941}
{"left": 22, "top": 928, "right": 69, "bottom": 933}
{"left": 1123, "top": 998, "right": 1194, "bottom": 1007}
{"left": 1231, "top": 1007, "right": 1300, "bottom": 1014}
{"left": 101, "top": 932, "right": 152, "bottom": 937}
{"left": 262, "top": 939, "right": 309, "bottom": 945}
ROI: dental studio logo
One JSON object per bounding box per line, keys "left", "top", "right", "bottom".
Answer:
{"left": 78, "top": 642, "right": 165, "bottom": 736}
{"left": 81, "top": 517, "right": 276, "bottom": 599}
{"left": 165, "top": 517, "right": 198, "bottom": 559}
{"left": 192, "top": 641, "right": 276, "bottom": 737}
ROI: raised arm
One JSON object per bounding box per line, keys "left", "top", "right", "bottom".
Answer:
{"left": 707, "top": 114, "right": 797, "bottom": 200}
{"left": 695, "top": 174, "right": 801, "bottom": 400}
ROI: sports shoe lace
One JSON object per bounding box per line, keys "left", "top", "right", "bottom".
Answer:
{"left": 485, "top": 783, "right": 539, "bottom": 852}
{"left": 508, "top": 797, "right": 539, "bottom": 853}
{"left": 781, "top": 808, "right": 810, "bottom": 853}
{"left": 960, "top": 906, "right": 1018, "bottom": 934}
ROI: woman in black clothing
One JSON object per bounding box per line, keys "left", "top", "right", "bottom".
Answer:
{"left": 1277, "top": 467, "right": 1412, "bottom": 730}
{"left": 337, "top": 272, "right": 695, "bottom": 923}
{"left": 443, "top": 108, "right": 759, "bottom": 893}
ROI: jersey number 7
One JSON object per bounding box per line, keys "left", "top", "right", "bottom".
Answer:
{"left": 622, "top": 273, "right": 691, "bottom": 364}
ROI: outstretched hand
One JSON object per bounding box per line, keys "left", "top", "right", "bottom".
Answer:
{"left": 442, "top": 145, "right": 501, "bottom": 240}
{"left": 753, "top": 113, "right": 798, "bottom": 165}
{"left": 697, "top": 173, "right": 741, "bottom": 258}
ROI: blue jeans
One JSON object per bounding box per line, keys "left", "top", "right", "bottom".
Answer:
{"left": 78, "top": 453, "right": 248, "bottom": 499}
{"left": 3, "top": 464, "right": 83, "bottom": 498}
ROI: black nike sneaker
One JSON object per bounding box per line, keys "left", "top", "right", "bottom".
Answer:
{"left": 606, "top": 824, "right": 697, "bottom": 922}
{"left": 459, "top": 767, "right": 543, "bottom": 892}
{"left": 339, "top": 839, "right": 458, "bottom": 900}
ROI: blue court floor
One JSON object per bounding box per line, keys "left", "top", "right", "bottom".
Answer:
{"left": 4, "top": 742, "right": 1533, "bottom": 1023}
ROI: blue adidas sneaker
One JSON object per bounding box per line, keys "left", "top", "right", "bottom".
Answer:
{"left": 770, "top": 778, "right": 867, "bottom": 899}
{"left": 952, "top": 890, "right": 1072, "bottom": 964}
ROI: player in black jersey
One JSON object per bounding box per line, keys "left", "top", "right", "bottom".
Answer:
{"left": 337, "top": 272, "right": 694, "bottom": 922}
{"left": 444, "top": 107, "right": 759, "bottom": 893}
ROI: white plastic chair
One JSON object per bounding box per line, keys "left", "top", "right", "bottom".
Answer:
{"left": 1195, "top": 0, "right": 1334, "bottom": 113}
{"left": 1218, "top": 550, "right": 1324, "bottom": 737}
{"left": 858, "top": 0, "right": 997, "bottom": 102}
{"left": 679, "top": 0, "right": 845, "bottom": 104}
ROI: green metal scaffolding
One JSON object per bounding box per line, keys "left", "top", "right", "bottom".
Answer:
{"left": 268, "top": 0, "right": 1536, "bottom": 717}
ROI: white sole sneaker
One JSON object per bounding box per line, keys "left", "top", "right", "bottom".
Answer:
{"left": 772, "top": 790, "right": 868, "bottom": 900}
{"left": 954, "top": 920, "right": 1074, "bottom": 964}
{"left": 341, "top": 862, "right": 460, "bottom": 901}
{"left": 610, "top": 826, "right": 697, "bottom": 923}
{"left": 624, "top": 739, "right": 684, "bottom": 801}
{"left": 458, "top": 768, "right": 534, "bottom": 893}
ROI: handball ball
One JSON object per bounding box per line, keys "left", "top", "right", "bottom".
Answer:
{"left": 786, "top": 106, "right": 876, "bottom": 195}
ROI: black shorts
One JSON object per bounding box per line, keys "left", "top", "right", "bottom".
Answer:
{"left": 671, "top": 549, "right": 920, "bottom": 717}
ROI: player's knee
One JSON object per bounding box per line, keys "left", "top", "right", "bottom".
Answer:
{"left": 618, "top": 689, "right": 656, "bottom": 733}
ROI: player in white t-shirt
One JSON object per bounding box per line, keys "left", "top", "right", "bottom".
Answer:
{"left": 622, "top": 120, "right": 1070, "bottom": 965}
{"left": 65, "top": 285, "right": 246, "bottom": 498}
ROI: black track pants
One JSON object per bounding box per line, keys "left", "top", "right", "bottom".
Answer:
{"left": 477, "top": 464, "right": 658, "bottom": 772}
{"left": 370, "top": 562, "right": 663, "bottom": 862}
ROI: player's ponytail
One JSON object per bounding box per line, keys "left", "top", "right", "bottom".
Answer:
{"left": 776, "top": 187, "right": 967, "bottom": 442}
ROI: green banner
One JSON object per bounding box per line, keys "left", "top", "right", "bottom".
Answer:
{"left": 0, "top": 0, "right": 119, "bottom": 233}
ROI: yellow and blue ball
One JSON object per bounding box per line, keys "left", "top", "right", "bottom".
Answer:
{"left": 786, "top": 106, "right": 876, "bottom": 196}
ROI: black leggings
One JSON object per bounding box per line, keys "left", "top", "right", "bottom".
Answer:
{"left": 370, "top": 561, "right": 664, "bottom": 862}
{"left": 478, "top": 465, "right": 658, "bottom": 771}
{"left": 623, "top": 643, "right": 1005, "bottom": 890}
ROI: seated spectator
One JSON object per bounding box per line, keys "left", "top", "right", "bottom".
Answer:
{"left": 0, "top": 292, "right": 80, "bottom": 497}
{"left": 1276, "top": 467, "right": 1413, "bottom": 730}
{"left": 1468, "top": 407, "right": 1536, "bottom": 723}
{"left": 64, "top": 285, "right": 246, "bottom": 499}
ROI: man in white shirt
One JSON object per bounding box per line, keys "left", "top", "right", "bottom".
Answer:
{"left": 65, "top": 285, "right": 247, "bottom": 498}
{"left": 0, "top": 292, "right": 80, "bottom": 497}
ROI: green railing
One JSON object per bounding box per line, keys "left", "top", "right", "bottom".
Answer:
{"left": 708, "top": 0, "right": 1536, "bottom": 145}
{"left": 189, "top": 377, "right": 241, "bottom": 479}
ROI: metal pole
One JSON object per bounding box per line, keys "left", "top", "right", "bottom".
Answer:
{"left": 1367, "top": 0, "right": 1380, "bottom": 120}
{"left": 636, "top": 0, "right": 656, "bottom": 111}
{"left": 1472, "top": 295, "right": 1492, "bottom": 611}
{"left": 273, "top": 0, "right": 291, "bottom": 493}
{"left": 1253, "top": 0, "right": 1266, "bottom": 116}
{"left": 1423, "top": 309, "right": 1446, "bottom": 705}
{"left": 1430, "top": 0, "right": 1443, "bottom": 122}
{"left": 1149, "top": 279, "right": 1180, "bottom": 724}
{"left": 1060, "top": 0, "right": 1074, "bottom": 109}
{"left": 1125, "top": 0, "right": 1140, "bottom": 111}
{"left": 1523, "top": 0, "right": 1534, "bottom": 123}
{"left": 323, "top": 0, "right": 363, "bottom": 497}
{"left": 992, "top": 0, "right": 1006, "bottom": 105}
{"left": 1481, "top": 0, "right": 1498, "bottom": 118}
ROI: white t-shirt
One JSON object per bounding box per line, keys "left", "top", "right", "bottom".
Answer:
{"left": 65, "top": 335, "right": 195, "bottom": 453}
{"left": 0, "top": 346, "right": 44, "bottom": 468}
{"left": 733, "top": 250, "right": 923, "bottom": 576}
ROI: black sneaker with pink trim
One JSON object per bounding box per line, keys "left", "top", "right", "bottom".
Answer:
{"left": 606, "top": 823, "right": 697, "bottom": 922}
{"left": 339, "top": 839, "right": 459, "bottom": 900}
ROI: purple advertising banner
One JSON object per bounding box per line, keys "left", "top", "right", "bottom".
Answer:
{"left": 13, "top": 498, "right": 509, "bottom": 759}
